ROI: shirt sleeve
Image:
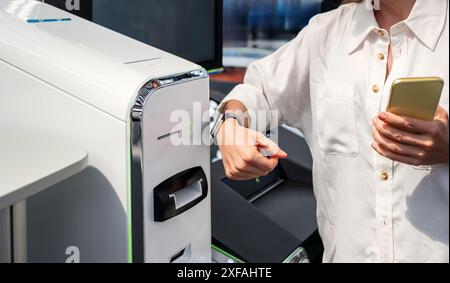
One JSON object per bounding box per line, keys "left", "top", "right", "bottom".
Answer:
{"left": 218, "top": 18, "right": 316, "bottom": 133}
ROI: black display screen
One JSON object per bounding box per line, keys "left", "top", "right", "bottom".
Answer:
{"left": 92, "top": 0, "right": 222, "bottom": 70}
{"left": 44, "top": 0, "right": 93, "bottom": 19}
{"left": 44, "top": 0, "right": 223, "bottom": 71}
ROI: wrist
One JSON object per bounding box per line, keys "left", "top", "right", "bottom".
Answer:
{"left": 217, "top": 117, "right": 240, "bottom": 142}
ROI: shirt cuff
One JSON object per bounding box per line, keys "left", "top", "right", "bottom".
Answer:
{"left": 217, "top": 84, "right": 276, "bottom": 132}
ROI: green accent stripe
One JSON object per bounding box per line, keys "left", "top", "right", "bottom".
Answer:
{"left": 207, "top": 68, "right": 224, "bottom": 75}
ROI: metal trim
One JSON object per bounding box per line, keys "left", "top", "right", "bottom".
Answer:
{"left": 283, "top": 247, "right": 310, "bottom": 263}
{"left": 129, "top": 69, "right": 208, "bottom": 263}
{"left": 131, "top": 69, "right": 208, "bottom": 122}
{"left": 248, "top": 179, "right": 285, "bottom": 204}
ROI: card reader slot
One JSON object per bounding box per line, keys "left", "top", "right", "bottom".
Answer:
{"left": 169, "top": 180, "right": 203, "bottom": 210}
{"left": 154, "top": 167, "right": 208, "bottom": 222}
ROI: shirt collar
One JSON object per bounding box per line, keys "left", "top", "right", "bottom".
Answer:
{"left": 348, "top": 0, "right": 380, "bottom": 54}
{"left": 348, "top": 0, "right": 448, "bottom": 54}
{"left": 405, "top": 0, "right": 448, "bottom": 51}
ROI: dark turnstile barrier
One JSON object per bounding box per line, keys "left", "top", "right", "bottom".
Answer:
{"left": 210, "top": 82, "right": 323, "bottom": 263}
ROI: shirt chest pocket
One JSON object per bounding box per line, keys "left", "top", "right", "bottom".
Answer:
{"left": 316, "top": 83, "right": 360, "bottom": 157}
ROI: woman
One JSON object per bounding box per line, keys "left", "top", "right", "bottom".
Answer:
{"left": 214, "top": 0, "right": 449, "bottom": 263}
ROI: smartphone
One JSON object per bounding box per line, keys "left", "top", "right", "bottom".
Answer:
{"left": 387, "top": 77, "right": 444, "bottom": 121}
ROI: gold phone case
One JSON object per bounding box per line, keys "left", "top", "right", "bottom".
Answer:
{"left": 387, "top": 77, "right": 444, "bottom": 121}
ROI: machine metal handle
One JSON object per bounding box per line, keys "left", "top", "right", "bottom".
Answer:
{"left": 169, "top": 181, "right": 203, "bottom": 210}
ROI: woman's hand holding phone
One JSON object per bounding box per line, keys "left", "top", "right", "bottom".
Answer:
{"left": 372, "top": 106, "right": 449, "bottom": 166}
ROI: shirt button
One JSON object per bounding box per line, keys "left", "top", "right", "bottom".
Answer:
{"left": 377, "top": 30, "right": 385, "bottom": 37}
{"left": 381, "top": 172, "right": 389, "bottom": 181}
{"left": 372, "top": 85, "right": 380, "bottom": 93}
{"left": 378, "top": 53, "right": 385, "bottom": 60}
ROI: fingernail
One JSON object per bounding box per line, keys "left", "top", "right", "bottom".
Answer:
{"left": 378, "top": 112, "right": 387, "bottom": 121}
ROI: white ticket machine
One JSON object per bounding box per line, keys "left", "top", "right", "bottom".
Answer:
{"left": 0, "top": 0, "right": 211, "bottom": 263}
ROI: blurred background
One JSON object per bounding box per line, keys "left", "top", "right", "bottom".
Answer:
{"left": 216, "top": 0, "right": 340, "bottom": 82}
{"left": 224, "top": 0, "right": 320, "bottom": 64}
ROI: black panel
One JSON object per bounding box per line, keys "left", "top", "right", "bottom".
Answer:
{"left": 211, "top": 161, "right": 303, "bottom": 263}
{"left": 154, "top": 167, "right": 208, "bottom": 222}
{"left": 301, "top": 231, "right": 324, "bottom": 263}
{"left": 222, "top": 166, "right": 284, "bottom": 199}
{"left": 44, "top": 0, "right": 92, "bottom": 20}
{"left": 252, "top": 181, "right": 317, "bottom": 243}
{"left": 130, "top": 120, "right": 144, "bottom": 263}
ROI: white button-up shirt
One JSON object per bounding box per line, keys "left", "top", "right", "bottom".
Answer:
{"left": 220, "top": 0, "right": 449, "bottom": 263}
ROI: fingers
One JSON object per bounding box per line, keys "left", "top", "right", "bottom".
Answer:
{"left": 224, "top": 159, "right": 271, "bottom": 180}
{"left": 237, "top": 145, "right": 279, "bottom": 172}
{"left": 435, "top": 106, "right": 450, "bottom": 124}
{"left": 220, "top": 127, "right": 286, "bottom": 181}
{"left": 373, "top": 117, "right": 433, "bottom": 148}
{"left": 372, "top": 127, "right": 427, "bottom": 159}
{"left": 233, "top": 157, "right": 269, "bottom": 177}
{"left": 223, "top": 158, "right": 255, "bottom": 180}
{"left": 255, "top": 133, "right": 288, "bottom": 159}
{"left": 378, "top": 112, "right": 433, "bottom": 134}
{"left": 435, "top": 106, "right": 448, "bottom": 117}
{"left": 372, "top": 142, "right": 422, "bottom": 166}
{"left": 224, "top": 146, "right": 280, "bottom": 180}
{"left": 227, "top": 172, "right": 260, "bottom": 181}
{"left": 250, "top": 153, "right": 279, "bottom": 172}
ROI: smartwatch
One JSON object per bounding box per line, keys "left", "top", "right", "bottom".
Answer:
{"left": 210, "top": 112, "right": 244, "bottom": 143}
